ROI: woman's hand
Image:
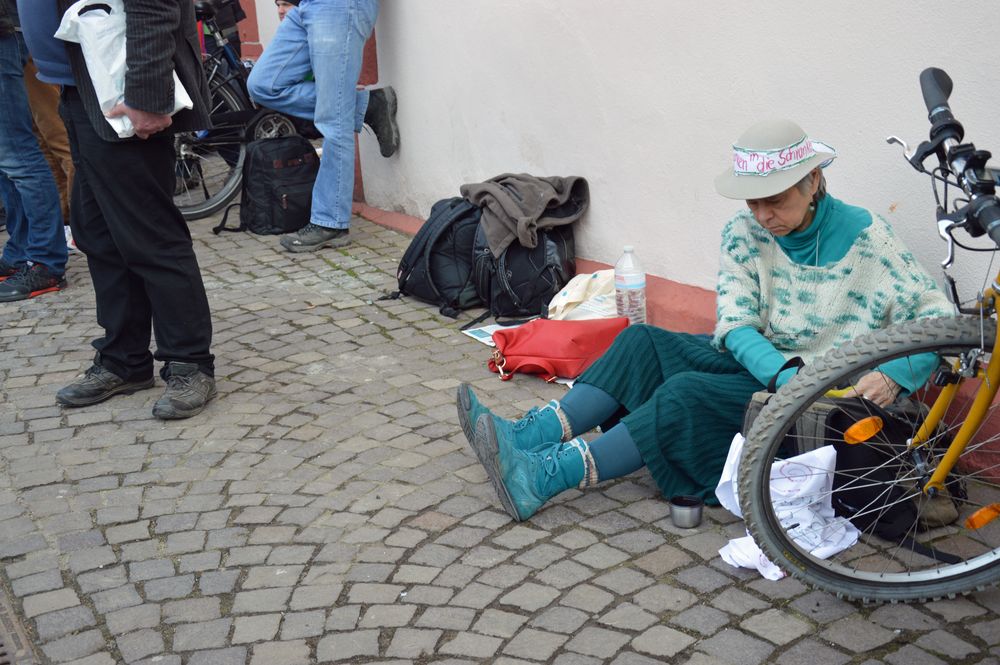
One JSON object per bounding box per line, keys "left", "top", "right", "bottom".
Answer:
{"left": 847, "top": 372, "right": 901, "bottom": 407}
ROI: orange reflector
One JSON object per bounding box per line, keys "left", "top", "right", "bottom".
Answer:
{"left": 965, "top": 504, "right": 1000, "bottom": 530}
{"left": 843, "top": 416, "right": 884, "bottom": 444}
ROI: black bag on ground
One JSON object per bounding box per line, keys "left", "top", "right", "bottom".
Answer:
{"left": 741, "top": 358, "right": 960, "bottom": 560}
{"left": 826, "top": 400, "right": 924, "bottom": 539}
{"left": 394, "top": 197, "right": 483, "bottom": 317}
{"left": 472, "top": 223, "right": 576, "bottom": 321}
{"left": 826, "top": 400, "right": 961, "bottom": 540}
{"left": 213, "top": 136, "right": 319, "bottom": 236}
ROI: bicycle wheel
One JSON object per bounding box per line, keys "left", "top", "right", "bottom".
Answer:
{"left": 740, "top": 315, "right": 1000, "bottom": 602}
{"left": 174, "top": 80, "right": 249, "bottom": 220}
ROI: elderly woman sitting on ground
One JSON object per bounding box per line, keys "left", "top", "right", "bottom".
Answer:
{"left": 457, "top": 119, "right": 954, "bottom": 522}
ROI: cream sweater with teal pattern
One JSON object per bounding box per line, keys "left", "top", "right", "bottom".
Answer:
{"left": 713, "top": 209, "right": 953, "bottom": 364}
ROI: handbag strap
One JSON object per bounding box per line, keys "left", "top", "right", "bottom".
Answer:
{"left": 491, "top": 349, "right": 511, "bottom": 380}
{"left": 767, "top": 356, "right": 805, "bottom": 393}
{"left": 490, "top": 349, "right": 558, "bottom": 382}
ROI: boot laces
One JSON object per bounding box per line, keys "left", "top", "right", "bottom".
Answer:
{"left": 166, "top": 373, "right": 196, "bottom": 390}
{"left": 539, "top": 442, "right": 582, "bottom": 478}
{"left": 513, "top": 401, "right": 559, "bottom": 432}
{"left": 541, "top": 452, "right": 559, "bottom": 477}
{"left": 513, "top": 407, "right": 542, "bottom": 432}
{"left": 83, "top": 365, "right": 116, "bottom": 384}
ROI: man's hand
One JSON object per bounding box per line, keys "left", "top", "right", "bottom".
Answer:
{"left": 847, "top": 371, "right": 901, "bottom": 407}
{"left": 106, "top": 102, "right": 172, "bottom": 139}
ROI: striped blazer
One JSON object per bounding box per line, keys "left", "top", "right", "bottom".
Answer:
{"left": 56, "top": 0, "right": 211, "bottom": 141}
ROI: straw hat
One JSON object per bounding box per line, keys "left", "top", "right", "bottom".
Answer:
{"left": 714, "top": 119, "right": 836, "bottom": 200}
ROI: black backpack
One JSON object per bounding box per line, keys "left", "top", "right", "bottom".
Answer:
{"left": 394, "top": 197, "right": 483, "bottom": 317}
{"left": 472, "top": 223, "right": 575, "bottom": 321}
{"left": 214, "top": 136, "right": 318, "bottom": 236}
{"left": 826, "top": 399, "right": 962, "bottom": 563}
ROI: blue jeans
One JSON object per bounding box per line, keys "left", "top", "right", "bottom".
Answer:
{"left": 0, "top": 32, "right": 66, "bottom": 274}
{"left": 247, "top": 0, "right": 378, "bottom": 230}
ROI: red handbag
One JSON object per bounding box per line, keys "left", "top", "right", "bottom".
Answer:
{"left": 488, "top": 317, "right": 630, "bottom": 382}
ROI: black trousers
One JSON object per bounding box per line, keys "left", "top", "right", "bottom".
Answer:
{"left": 62, "top": 88, "right": 214, "bottom": 382}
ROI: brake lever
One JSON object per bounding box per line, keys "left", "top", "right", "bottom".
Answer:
{"left": 886, "top": 136, "right": 915, "bottom": 161}
{"left": 937, "top": 216, "right": 957, "bottom": 268}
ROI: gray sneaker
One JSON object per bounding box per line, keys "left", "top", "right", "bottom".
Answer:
{"left": 57, "top": 364, "right": 155, "bottom": 407}
{"left": 279, "top": 223, "right": 350, "bottom": 253}
{"left": 152, "top": 362, "right": 217, "bottom": 420}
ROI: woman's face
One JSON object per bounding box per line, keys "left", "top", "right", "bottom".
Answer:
{"left": 746, "top": 170, "right": 820, "bottom": 237}
{"left": 276, "top": 1, "right": 296, "bottom": 20}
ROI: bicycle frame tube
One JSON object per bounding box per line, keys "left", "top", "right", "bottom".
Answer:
{"left": 918, "top": 281, "right": 1000, "bottom": 494}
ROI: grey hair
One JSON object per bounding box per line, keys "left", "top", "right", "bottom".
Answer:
{"left": 795, "top": 169, "right": 827, "bottom": 202}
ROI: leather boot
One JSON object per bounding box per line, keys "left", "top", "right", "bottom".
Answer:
{"left": 475, "top": 413, "right": 596, "bottom": 521}
{"left": 457, "top": 383, "right": 566, "bottom": 464}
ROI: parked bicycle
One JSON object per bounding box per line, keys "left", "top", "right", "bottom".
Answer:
{"left": 739, "top": 68, "right": 1000, "bottom": 602}
{"left": 174, "top": 1, "right": 302, "bottom": 220}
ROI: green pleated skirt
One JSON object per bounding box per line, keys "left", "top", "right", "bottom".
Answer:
{"left": 577, "top": 325, "right": 763, "bottom": 504}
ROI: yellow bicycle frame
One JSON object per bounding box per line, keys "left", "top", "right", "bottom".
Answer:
{"left": 911, "top": 285, "right": 1000, "bottom": 495}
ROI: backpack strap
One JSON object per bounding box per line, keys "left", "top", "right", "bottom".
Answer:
{"left": 460, "top": 310, "right": 491, "bottom": 331}
{"left": 897, "top": 534, "right": 962, "bottom": 564}
{"left": 396, "top": 198, "right": 463, "bottom": 295}
{"left": 212, "top": 203, "right": 244, "bottom": 234}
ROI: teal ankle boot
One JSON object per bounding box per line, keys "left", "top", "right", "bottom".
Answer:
{"left": 475, "top": 413, "right": 595, "bottom": 521}
{"left": 457, "top": 383, "right": 565, "bottom": 457}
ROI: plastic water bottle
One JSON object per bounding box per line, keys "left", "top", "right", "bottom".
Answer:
{"left": 615, "top": 245, "right": 646, "bottom": 325}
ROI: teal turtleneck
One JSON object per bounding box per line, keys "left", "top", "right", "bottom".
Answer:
{"left": 773, "top": 194, "right": 872, "bottom": 266}
{"left": 727, "top": 195, "right": 872, "bottom": 388}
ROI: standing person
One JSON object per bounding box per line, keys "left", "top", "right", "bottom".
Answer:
{"left": 275, "top": 0, "right": 298, "bottom": 21}
{"left": 247, "top": 0, "right": 400, "bottom": 253}
{"left": 0, "top": 0, "right": 67, "bottom": 301}
{"left": 18, "top": 0, "right": 218, "bottom": 420}
{"left": 457, "top": 119, "right": 954, "bottom": 522}
{"left": 25, "top": 56, "right": 75, "bottom": 232}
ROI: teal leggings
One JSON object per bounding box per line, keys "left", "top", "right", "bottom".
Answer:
{"left": 561, "top": 384, "right": 642, "bottom": 481}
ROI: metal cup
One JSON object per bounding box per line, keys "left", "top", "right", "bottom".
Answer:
{"left": 669, "top": 495, "right": 704, "bottom": 528}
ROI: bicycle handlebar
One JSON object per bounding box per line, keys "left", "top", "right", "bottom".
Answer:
{"left": 920, "top": 69, "right": 953, "bottom": 120}
{"left": 975, "top": 198, "right": 1000, "bottom": 247}
{"left": 919, "top": 67, "right": 964, "bottom": 145}
{"left": 918, "top": 67, "right": 1000, "bottom": 246}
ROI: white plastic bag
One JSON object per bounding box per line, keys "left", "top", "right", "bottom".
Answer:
{"left": 715, "top": 434, "right": 859, "bottom": 580}
{"left": 547, "top": 269, "right": 617, "bottom": 320}
{"left": 55, "top": 0, "right": 193, "bottom": 138}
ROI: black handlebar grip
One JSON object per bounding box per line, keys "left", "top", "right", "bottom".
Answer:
{"left": 978, "top": 200, "right": 1000, "bottom": 248}
{"left": 919, "top": 67, "right": 953, "bottom": 120}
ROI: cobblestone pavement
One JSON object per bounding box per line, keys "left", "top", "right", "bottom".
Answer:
{"left": 1, "top": 215, "right": 999, "bottom": 665}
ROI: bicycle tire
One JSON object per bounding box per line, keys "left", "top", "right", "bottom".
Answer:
{"left": 739, "top": 315, "right": 1000, "bottom": 602}
{"left": 174, "top": 80, "right": 248, "bottom": 220}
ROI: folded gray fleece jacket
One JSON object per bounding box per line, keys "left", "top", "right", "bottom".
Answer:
{"left": 460, "top": 173, "right": 590, "bottom": 258}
